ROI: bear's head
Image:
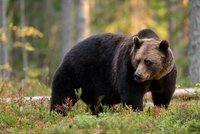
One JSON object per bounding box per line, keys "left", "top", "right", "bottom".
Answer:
{"left": 130, "top": 36, "right": 175, "bottom": 82}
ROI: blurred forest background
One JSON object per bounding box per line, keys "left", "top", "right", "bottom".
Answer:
{"left": 0, "top": 0, "right": 199, "bottom": 88}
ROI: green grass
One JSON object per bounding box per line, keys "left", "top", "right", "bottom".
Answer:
{"left": 0, "top": 98, "right": 200, "bottom": 133}
{"left": 0, "top": 79, "right": 50, "bottom": 97}
{"left": 0, "top": 79, "right": 200, "bottom": 133}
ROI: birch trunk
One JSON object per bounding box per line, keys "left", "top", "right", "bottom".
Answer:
{"left": 20, "top": 0, "right": 28, "bottom": 71}
{"left": 75, "top": 0, "right": 90, "bottom": 43}
{"left": 0, "top": 0, "right": 9, "bottom": 80}
{"left": 61, "top": 0, "right": 74, "bottom": 58}
{"left": 188, "top": 0, "right": 200, "bottom": 82}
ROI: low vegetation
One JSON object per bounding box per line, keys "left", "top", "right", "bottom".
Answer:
{"left": 0, "top": 80, "right": 200, "bottom": 133}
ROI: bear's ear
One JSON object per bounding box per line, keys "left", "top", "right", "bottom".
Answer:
{"left": 133, "top": 36, "right": 143, "bottom": 49}
{"left": 159, "top": 40, "right": 169, "bottom": 51}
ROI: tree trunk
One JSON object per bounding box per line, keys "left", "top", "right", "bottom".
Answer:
{"left": 167, "top": 0, "right": 178, "bottom": 47}
{"left": 61, "top": 0, "right": 74, "bottom": 58}
{"left": 188, "top": 0, "right": 200, "bottom": 82}
{"left": 131, "top": 0, "right": 147, "bottom": 33}
{"left": 20, "top": 0, "right": 28, "bottom": 71}
{"left": 75, "top": 0, "right": 90, "bottom": 43}
{"left": 0, "top": 0, "right": 9, "bottom": 80}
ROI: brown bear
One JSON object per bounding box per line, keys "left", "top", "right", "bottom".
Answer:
{"left": 50, "top": 29, "right": 177, "bottom": 115}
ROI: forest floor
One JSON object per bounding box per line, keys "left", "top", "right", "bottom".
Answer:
{"left": 0, "top": 98, "right": 200, "bottom": 133}
{"left": 0, "top": 79, "right": 200, "bottom": 133}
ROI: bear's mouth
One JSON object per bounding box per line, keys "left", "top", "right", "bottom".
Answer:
{"left": 133, "top": 74, "right": 150, "bottom": 82}
{"left": 134, "top": 76, "right": 146, "bottom": 82}
{"left": 134, "top": 79, "right": 145, "bottom": 83}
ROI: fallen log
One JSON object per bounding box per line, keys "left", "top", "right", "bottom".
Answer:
{"left": 0, "top": 88, "right": 199, "bottom": 102}
{"left": 144, "top": 88, "right": 200, "bottom": 99}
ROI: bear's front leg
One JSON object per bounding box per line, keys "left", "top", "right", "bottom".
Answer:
{"left": 119, "top": 82, "right": 149, "bottom": 111}
{"left": 151, "top": 67, "right": 177, "bottom": 109}
{"left": 151, "top": 82, "right": 176, "bottom": 109}
{"left": 121, "top": 92, "right": 144, "bottom": 111}
{"left": 151, "top": 91, "right": 173, "bottom": 109}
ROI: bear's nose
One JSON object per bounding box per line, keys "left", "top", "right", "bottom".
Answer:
{"left": 134, "top": 74, "right": 142, "bottom": 81}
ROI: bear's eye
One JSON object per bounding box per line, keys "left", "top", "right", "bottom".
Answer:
{"left": 144, "top": 59, "right": 152, "bottom": 66}
{"left": 136, "top": 59, "right": 141, "bottom": 65}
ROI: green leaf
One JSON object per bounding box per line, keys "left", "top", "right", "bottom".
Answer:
{"left": 25, "top": 42, "right": 35, "bottom": 51}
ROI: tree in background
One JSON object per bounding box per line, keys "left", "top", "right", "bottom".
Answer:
{"left": 0, "top": 0, "right": 10, "bottom": 80}
{"left": 166, "top": 0, "right": 189, "bottom": 84}
{"left": 60, "top": 0, "right": 90, "bottom": 58}
{"left": 188, "top": 0, "right": 200, "bottom": 82}
{"left": 61, "top": 0, "right": 74, "bottom": 58}
{"left": 75, "top": 0, "right": 90, "bottom": 43}
{"left": 131, "top": 0, "right": 147, "bottom": 32}
{"left": 20, "top": 0, "right": 28, "bottom": 73}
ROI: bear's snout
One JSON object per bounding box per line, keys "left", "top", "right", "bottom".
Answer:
{"left": 134, "top": 73, "right": 143, "bottom": 82}
{"left": 134, "top": 74, "right": 142, "bottom": 81}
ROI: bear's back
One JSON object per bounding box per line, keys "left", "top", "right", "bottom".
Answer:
{"left": 136, "top": 29, "right": 160, "bottom": 40}
{"left": 61, "top": 33, "right": 127, "bottom": 83}
{"left": 64, "top": 33, "right": 127, "bottom": 60}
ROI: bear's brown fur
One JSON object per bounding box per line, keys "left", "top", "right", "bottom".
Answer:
{"left": 130, "top": 37, "right": 175, "bottom": 82}
{"left": 50, "top": 29, "right": 177, "bottom": 115}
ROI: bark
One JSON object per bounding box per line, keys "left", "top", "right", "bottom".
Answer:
{"left": 167, "top": 0, "right": 179, "bottom": 47}
{"left": 188, "top": 0, "right": 200, "bottom": 82}
{"left": 61, "top": 0, "right": 74, "bottom": 58}
{"left": 167, "top": 0, "right": 189, "bottom": 77}
{"left": 145, "top": 88, "right": 200, "bottom": 100}
{"left": 0, "top": 0, "right": 9, "bottom": 80}
{"left": 75, "top": 0, "right": 90, "bottom": 43}
{"left": 20, "top": 0, "right": 28, "bottom": 70}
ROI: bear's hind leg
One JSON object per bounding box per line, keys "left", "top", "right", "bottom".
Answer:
{"left": 50, "top": 66, "right": 79, "bottom": 115}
